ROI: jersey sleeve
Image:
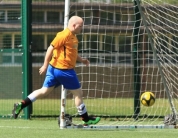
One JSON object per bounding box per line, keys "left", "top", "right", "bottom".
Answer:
{"left": 51, "top": 32, "right": 67, "bottom": 48}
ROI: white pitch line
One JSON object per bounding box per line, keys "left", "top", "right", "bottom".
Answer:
{"left": 0, "top": 126, "right": 31, "bottom": 129}
{"left": 0, "top": 126, "right": 57, "bottom": 130}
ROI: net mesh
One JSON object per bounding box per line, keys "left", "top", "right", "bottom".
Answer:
{"left": 64, "top": 0, "right": 178, "bottom": 126}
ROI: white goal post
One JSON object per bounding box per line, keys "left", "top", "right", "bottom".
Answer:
{"left": 60, "top": 0, "right": 178, "bottom": 129}
{"left": 60, "top": 0, "right": 70, "bottom": 129}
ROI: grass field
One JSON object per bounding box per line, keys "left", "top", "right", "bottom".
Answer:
{"left": 0, "top": 98, "right": 172, "bottom": 129}
{"left": 0, "top": 98, "right": 171, "bottom": 116}
{"left": 0, "top": 119, "right": 178, "bottom": 138}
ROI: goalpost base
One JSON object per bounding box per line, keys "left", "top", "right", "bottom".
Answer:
{"left": 66, "top": 125, "right": 176, "bottom": 129}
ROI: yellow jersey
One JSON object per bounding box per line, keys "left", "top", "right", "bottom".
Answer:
{"left": 49, "top": 28, "right": 78, "bottom": 69}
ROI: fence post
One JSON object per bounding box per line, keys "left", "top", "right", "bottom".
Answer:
{"left": 21, "top": 0, "right": 32, "bottom": 119}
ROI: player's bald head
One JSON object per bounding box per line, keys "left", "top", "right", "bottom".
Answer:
{"left": 68, "top": 16, "right": 83, "bottom": 26}
{"left": 68, "top": 16, "right": 83, "bottom": 34}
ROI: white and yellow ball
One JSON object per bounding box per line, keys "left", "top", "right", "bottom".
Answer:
{"left": 140, "top": 92, "right": 155, "bottom": 107}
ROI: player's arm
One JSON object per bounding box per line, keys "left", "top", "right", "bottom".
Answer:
{"left": 77, "top": 54, "right": 89, "bottom": 66}
{"left": 39, "top": 45, "right": 54, "bottom": 75}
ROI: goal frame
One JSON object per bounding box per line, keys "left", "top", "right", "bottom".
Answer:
{"left": 59, "top": 0, "right": 178, "bottom": 129}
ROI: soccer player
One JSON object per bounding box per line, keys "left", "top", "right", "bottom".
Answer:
{"left": 12, "top": 16, "right": 100, "bottom": 125}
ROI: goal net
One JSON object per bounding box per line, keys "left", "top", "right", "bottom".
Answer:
{"left": 61, "top": 0, "right": 178, "bottom": 128}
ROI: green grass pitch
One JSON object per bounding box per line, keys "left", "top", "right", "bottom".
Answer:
{"left": 0, "top": 119, "right": 178, "bottom": 138}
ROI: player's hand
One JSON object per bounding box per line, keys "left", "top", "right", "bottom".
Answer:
{"left": 39, "top": 65, "right": 47, "bottom": 75}
{"left": 81, "top": 59, "right": 90, "bottom": 66}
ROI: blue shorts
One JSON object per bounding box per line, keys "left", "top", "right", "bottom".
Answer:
{"left": 43, "top": 64, "right": 81, "bottom": 90}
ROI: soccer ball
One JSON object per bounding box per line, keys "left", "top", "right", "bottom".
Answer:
{"left": 140, "top": 92, "right": 155, "bottom": 107}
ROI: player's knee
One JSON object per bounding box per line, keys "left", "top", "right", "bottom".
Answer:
{"left": 70, "top": 88, "right": 83, "bottom": 97}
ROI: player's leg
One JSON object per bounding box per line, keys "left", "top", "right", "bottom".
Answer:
{"left": 69, "top": 88, "right": 100, "bottom": 125}
{"left": 58, "top": 69, "right": 100, "bottom": 125}
{"left": 54, "top": 69, "right": 100, "bottom": 125}
{"left": 12, "top": 86, "right": 54, "bottom": 119}
{"left": 12, "top": 64, "right": 61, "bottom": 119}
